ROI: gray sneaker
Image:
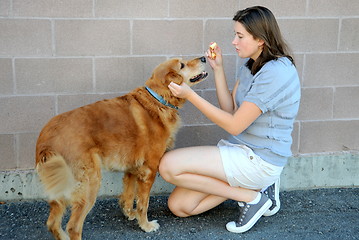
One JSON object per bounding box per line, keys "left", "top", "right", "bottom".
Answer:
{"left": 263, "top": 178, "right": 280, "bottom": 217}
{"left": 226, "top": 193, "right": 272, "bottom": 233}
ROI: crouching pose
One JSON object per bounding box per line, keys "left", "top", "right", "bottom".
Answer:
{"left": 159, "top": 6, "right": 300, "bottom": 233}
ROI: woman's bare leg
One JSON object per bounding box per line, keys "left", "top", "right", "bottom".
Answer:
{"left": 159, "top": 146, "right": 258, "bottom": 217}
{"left": 167, "top": 187, "right": 227, "bottom": 217}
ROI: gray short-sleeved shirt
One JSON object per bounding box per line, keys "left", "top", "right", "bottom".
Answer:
{"left": 228, "top": 57, "right": 301, "bottom": 166}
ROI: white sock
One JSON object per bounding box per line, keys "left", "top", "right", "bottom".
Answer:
{"left": 248, "top": 192, "right": 261, "bottom": 205}
{"left": 260, "top": 186, "right": 268, "bottom": 193}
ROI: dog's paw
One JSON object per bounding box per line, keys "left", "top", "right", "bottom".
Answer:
{"left": 140, "top": 220, "right": 160, "bottom": 232}
{"left": 127, "top": 212, "right": 136, "bottom": 221}
{"left": 122, "top": 208, "right": 136, "bottom": 221}
{"left": 57, "top": 230, "right": 70, "bottom": 240}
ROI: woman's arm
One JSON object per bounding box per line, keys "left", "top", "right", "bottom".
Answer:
{"left": 168, "top": 82, "right": 261, "bottom": 136}
{"left": 206, "top": 45, "right": 236, "bottom": 113}
{"left": 231, "top": 80, "right": 240, "bottom": 112}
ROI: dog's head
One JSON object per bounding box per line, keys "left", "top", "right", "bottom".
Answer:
{"left": 145, "top": 57, "right": 208, "bottom": 108}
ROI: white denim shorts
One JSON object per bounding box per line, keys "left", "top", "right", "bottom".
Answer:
{"left": 217, "top": 139, "right": 283, "bottom": 190}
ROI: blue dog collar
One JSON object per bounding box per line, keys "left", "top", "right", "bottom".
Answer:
{"left": 145, "top": 86, "right": 178, "bottom": 110}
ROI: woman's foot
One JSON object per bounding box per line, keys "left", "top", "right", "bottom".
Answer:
{"left": 263, "top": 178, "right": 280, "bottom": 217}
{"left": 226, "top": 193, "right": 272, "bottom": 233}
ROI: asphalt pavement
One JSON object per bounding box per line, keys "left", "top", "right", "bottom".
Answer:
{"left": 1, "top": 188, "right": 358, "bottom": 240}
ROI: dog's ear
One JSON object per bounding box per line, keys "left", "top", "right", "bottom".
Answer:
{"left": 148, "top": 58, "right": 183, "bottom": 85}
{"left": 165, "top": 70, "right": 183, "bottom": 85}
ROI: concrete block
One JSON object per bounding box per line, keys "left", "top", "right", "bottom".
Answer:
{"left": 1, "top": 152, "right": 358, "bottom": 200}
{"left": 15, "top": 58, "right": 93, "bottom": 94}
{"left": 95, "top": 57, "right": 166, "bottom": 92}
{"left": 0, "top": 134, "right": 16, "bottom": 169}
{"left": 95, "top": 0, "right": 167, "bottom": 18}
{"left": 197, "top": 55, "right": 237, "bottom": 90}
{"left": 240, "top": 0, "right": 306, "bottom": 17}
{"left": 0, "top": 96, "right": 55, "bottom": 133}
{"left": 297, "top": 88, "right": 333, "bottom": 120}
{"left": 304, "top": 53, "right": 359, "bottom": 87}
{"left": 0, "top": 169, "right": 175, "bottom": 201}
{"left": 132, "top": 20, "right": 203, "bottom": 55}
{"left": 293, "top": 54, "right": 304, "bottom": 82}
{"left": 0, "top": 19, "right": 52, "bottom": 56}
{"left": 202, "top": 90, "right": 220, "bottom": 109}
{"left": 300, "top": 120, "right": 359, "bottom": 153}
{"left": 55, "top": 20, "right": 130, "bottom": 56}
{"left": 175, "top": 124, "right": 227, "bottom": 148}
{"left": 179, "top": 90, "right": 215, "bottom": 126}
{"left": 340, "top": 18, "right": 359, "bottom": 51}
{"left": 308, "top": 0, "right": 359, "bottom": 16}
{"left": 282, "top": 152, "right": 359, "bottom": 190}
{"left": 0, "top": 170, "right": 46, "bottom": 200}
{"left": 334, "top": 87, "right": 359, "bottom": 119}
{"left": 13, "top": 0, "right": 93, "bottom": 17}
{"left": 169, "top": 0, "right": 237, "bottom": 18}
{"left": 97, "top": 171, "right": 175, "bottom": 197}
{"left": 278, "top": 19, "right": 339, "bottom": 53}
{"left": 18, "top": 132, "right": 38, "bottom": 170}
{"left": 0, "top": 58, "right": 13, "bottom": 94}
{"left": 0, "top": 0, "right": 11, "bottom": 16}
{"left": 291, "top": 122, "right": 299, "bottom": 155}
{"left": 204, "top": 20, "right": 236, "bottom": 55}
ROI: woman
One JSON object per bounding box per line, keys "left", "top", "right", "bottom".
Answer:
{"left": 159, "top": 6, "right": 300, "bottom": 233}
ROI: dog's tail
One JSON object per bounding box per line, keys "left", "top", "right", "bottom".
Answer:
{"left": 36, "top": 153, "right": 77, "bottom": 200}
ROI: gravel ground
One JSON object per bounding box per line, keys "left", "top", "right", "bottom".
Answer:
{"left": 0, "top": 188, "right": 358, "bottom": 240}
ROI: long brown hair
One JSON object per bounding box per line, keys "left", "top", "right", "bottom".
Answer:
{"left": 233, "top": 6, "right": 294, "bottom": 75}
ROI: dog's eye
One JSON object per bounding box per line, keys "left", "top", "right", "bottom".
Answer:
{"left": 180, "top": 63, "right": 185, "bottom": 69}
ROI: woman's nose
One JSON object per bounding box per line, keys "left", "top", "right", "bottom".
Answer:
{"left": 232, "top": 35, "right": 239, "bottom": 45}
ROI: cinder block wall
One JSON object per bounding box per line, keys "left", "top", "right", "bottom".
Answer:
{"left": 1, "top": 0, "right": 358, "bottom": 172}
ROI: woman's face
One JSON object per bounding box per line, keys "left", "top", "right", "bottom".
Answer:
{"left": 232, "top": 22, "right": 264, "bottom": 60}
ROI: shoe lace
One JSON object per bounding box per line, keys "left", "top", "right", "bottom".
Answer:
{"left": 236, "top": 202, "right": 251, "bottom": 226}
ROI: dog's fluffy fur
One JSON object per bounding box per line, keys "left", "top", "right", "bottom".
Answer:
{"left": 35, "top": 57, "right": 207, "bottom": 240}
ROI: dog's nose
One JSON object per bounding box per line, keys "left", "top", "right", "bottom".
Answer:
{"left": 200, "top": 56, "right": 206, "bottom": 63}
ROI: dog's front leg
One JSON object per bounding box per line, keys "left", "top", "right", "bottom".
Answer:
{"left": 135, "top": 167, "right": 159, "bottom": 232}
{"left": 119, "top": 172, "right": 136, "bottom": 220}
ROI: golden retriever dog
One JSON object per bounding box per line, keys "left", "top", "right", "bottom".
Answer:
{"left": 35, "top": 57, "right": 208, "bottom": 240}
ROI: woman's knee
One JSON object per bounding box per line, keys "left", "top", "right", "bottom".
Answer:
{"left": 159, "top": 151, "right": 176, "bottom": 182}
{"left": 167, "top": 194, "right": 191, "bottom": 218}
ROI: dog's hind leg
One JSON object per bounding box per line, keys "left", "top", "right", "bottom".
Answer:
{"left": 66, "top": 175, "right": 100, "bottom": 240}
{"left": 135, "top": 166, "right": 159, "bottom": 232}
{"left": 47, "top": 199, "right": 69, "bottom": 240}
{"left": 66, "top": 153, "right": 102, "bottom": 240}
{"left": 119, "top": 172, "right": 136, "bottom": 220}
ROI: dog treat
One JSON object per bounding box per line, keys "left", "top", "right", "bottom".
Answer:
{"left": 209, "top": 42, "right": 217, "bottom": 59}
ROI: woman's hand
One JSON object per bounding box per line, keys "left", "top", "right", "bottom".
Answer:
{"left": 205, "top": 43, "right": 223, "bottom": 70}
{"left": 168, "top": 82, "right": 194, "bottom": 99}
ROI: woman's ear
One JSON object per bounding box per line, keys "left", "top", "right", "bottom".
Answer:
{"left": 258, "top": 39, "right": 265, "bottom": 48}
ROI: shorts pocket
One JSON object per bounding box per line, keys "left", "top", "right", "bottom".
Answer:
{"left": 259, "top": 160, "right": 283, "bottom": 177}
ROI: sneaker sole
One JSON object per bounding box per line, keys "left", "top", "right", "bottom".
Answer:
{"left": 226, "top": 199, "right": 272, "bottom": 233}
{"left": 263, "top": 201, "right": 280, "bottom": 217}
